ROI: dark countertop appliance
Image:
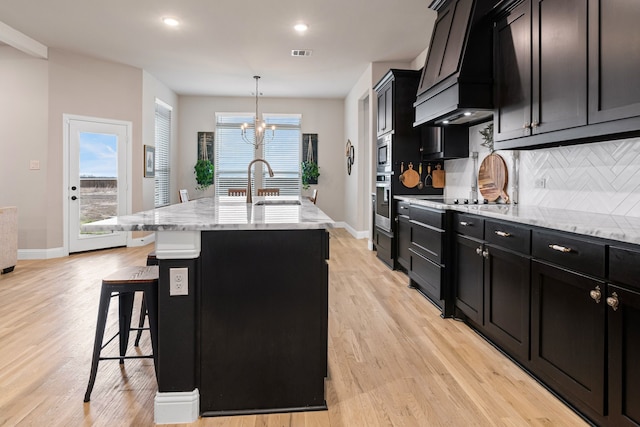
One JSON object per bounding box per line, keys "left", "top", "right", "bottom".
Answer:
{"left": 414, "top": 0, "right": 497, "bottom": 127}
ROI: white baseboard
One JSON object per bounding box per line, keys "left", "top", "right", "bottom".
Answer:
{"left": 18, "top": 247, "right": 66, "bottom": 260}
{"left": 155, "top": 389, "right": 199, "bottom": 424}
{"left": 335, "top": 222, "right": 369, "bottom": 239}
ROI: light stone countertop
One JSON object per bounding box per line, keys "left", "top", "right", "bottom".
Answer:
{"left": 82, "top": 196, "right": 334, "bottom": 232}
{"left": 394, "top": 195, "right": 640, "bottom": 246}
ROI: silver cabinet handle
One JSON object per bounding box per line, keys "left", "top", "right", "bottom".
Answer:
{"left": 531, "top": 121, "right": 539, "bottom": 128}
{"left": 589, "top": 285, "right": 601, "bottom": 304}
{"left": 607, "top": 292, "right": 619, "bottom": 311}
{"left": 549, "top": 244, "right": 572, "bottom": 253}
{"left": 476, "top": 247, "right": 483, "bottom": 256}
{"left": 460, "top": 221, "right": 470, "bottom": 226}
{"left": 494, "top": 230, "right": 511, "bottom": 238}
{"left": 482, "top": 249, "right": 490, "bottom": 259}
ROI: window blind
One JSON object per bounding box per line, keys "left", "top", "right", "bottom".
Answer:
{"left": 154, "top": 100, "right": 172, "bottom": 207}
{"left": 215, "top": 113, "right": 301, "bottom": 196}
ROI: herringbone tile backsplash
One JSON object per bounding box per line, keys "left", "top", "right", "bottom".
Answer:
{"left": 444, "top": 123, "right": 640, "bottom": 218}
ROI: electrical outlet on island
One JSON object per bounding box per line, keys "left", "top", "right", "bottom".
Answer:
{"left": 169, "top": 267, "right": 189, "bottom": 296}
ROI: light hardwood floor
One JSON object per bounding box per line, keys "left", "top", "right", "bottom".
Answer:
{"left": 0, "top": 229, "right": 588, "bottom": 427}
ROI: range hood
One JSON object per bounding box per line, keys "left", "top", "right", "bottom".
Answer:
{"left": 414, "top": 0, "right": 497, "bottom": 127}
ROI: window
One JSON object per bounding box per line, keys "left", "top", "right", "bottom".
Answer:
{"left": 154, "top": 99, "right": 172, "bottom": 207}
{"left": 215, "top": 113, "right": 301, "bottom": 196}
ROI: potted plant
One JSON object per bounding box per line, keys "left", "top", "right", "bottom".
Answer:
{"left": 194, "top": 158, "right": 214, "bottom": 190}
{"left": 301, "top": 160, "right": 320, "bottom": 190}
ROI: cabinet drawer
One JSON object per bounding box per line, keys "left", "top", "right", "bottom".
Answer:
{"left": 409, "top": 205, "right": 443, "bottom": 229}
{"left": 397, "top": 201, "right": 410, "bottom": 217}
{"left": 609, "top": 246, "right": 640, "bottom": 291}
{"left": 532, "top": 229, "right": 605, "bottom": 278}
{"left": 411, "top": 222, "right": 444, "bottom": 264}
{"left": 375, "top": 228, "right": 392, "bottom": 251}
{"left": 453, "top": 213, "right": 484, "bottom": 239}
{"left": 410, "top": 249, "right": 443, "bottom": 300}
{"left": 485, "top": 220, "right": 531, "bottom": 255}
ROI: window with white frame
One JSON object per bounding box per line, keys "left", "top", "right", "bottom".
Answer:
{"left": 154, "top": 99, "right": 172, "bottom": 207}
{"left": 215, "top": 113, "right": 301, "bottom": 196}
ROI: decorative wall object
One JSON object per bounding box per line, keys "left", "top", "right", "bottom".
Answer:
{"left": 302, "top": 133, "right": 319, "bottom": 188}
{"left": 195, "top": 132, "right": 214, "bottom": 190}
{"left": 144, "top": 145, "right": 155, "bottom": 177}
{"left": 345, "top": 139, "right": 354, "bottom": 175}
{"left": 197, "top": 132, "right": 214, "bottom": 163}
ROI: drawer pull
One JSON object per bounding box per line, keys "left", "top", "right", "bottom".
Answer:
{"left": 460, "top": 221, "right": 470, "bottom": 226}
{"left": 607, "top": 293, "right": 619, "bottom": 311}
{"left": 494, "top": 230, "right": 511, "bottom": 238}
{"left": 549, "top": 244, "right": 572, "bottom": 253}
{"left": 589, "top": 285, "right": 601, "bottom": 304}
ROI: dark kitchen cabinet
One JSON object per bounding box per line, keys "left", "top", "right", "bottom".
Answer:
{"left": 453, "top": 233, "right": 484, "bottom": 325}
{"left": 408, "top": 205, "right": 451, "bottom": 315}
{"left": 396, "top": 201, "right": 411, "bottom": 271}
{"left": 377, "top": 82, "right": 393, "bottom": 137}
{"left": 531, "top": 228, "right": 607, "bottom": 420}
{"left": 453, "top": 213, "right": 485, "bottom": 324}
{"left": 494, "top": 0, "right": 588, "bottom": 143}
{"left": 374, "top": 226, "right": 394, "bottom": 269}
{"left": 421, "top": 126, "right": 469, "bottom": 161}
{"left": 589, "top": 0, "right": 640, "bottom": 125}
{"left": 374, "top": 69, "right": 421, "bottom": 141}
{"left": 607, "top": 246, "right": 640, "bottom": 427}
{"left": 482, "top": 220, "right": 531, "bottom": 364}
{"left": 454, "top": 214, "right": 531, "bottom": 364}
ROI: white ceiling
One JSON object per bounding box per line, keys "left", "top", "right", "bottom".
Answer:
{"left": 0, "top": 0, "right": 436, "bottom": 98}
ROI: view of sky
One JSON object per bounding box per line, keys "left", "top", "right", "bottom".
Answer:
{"left": 79, "top": 132, "right": 117, "bottom": 177}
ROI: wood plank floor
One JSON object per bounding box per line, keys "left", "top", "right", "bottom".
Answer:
{"left": 0, "top": 229, "right": 588, "bottom": 426}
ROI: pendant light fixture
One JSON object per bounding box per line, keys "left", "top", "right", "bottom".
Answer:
{"left": 240, "top": 76, "right": 276, "bottom": 150}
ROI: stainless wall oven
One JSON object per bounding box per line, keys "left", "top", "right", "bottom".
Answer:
{"left": 376, "top": 134, "right": 392, "bottom": 173}
{"left": 375, "top": 174, "right": 392, "bottom": 232}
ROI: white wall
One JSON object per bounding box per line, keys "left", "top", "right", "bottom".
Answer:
{"left": 445, "top": 123, "right": 640, "bottom": 218}
{"left": 178, "top": 96, "right": 345, "bottom": 221}
{"left": 0, "top": 46, "right": 49, "bottom": 249}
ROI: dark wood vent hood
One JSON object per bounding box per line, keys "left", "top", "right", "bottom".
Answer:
{"left": 414, "top": 0, "right": 497, "bottom": 127}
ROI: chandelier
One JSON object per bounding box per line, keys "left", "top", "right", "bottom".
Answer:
{"left": 240, "top": 75, "right": 276, "bottom": 149}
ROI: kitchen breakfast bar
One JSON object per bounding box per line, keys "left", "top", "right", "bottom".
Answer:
{"left": 83, "top": 196, "right": 334, "bottom": 424}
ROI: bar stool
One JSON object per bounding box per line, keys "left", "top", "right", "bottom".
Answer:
{"left": 84, "top": 265, "right": 159, "bottom": 402}
{"left": 134, "top": 251, "right": 158, "bottom": 346}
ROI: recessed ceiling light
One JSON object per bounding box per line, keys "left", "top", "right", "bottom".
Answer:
{"left": 294, "top": 23, "right": 308, "bottom": 33}
{"left": 162, "top": 17, "right": 180, "bottom": 27}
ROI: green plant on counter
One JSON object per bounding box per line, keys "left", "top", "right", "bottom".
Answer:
{"left": 301, "top": 160, "right": 320, "bottom": 190}
{"left": 194, "top": 159, "right": 214, "bottom": 190}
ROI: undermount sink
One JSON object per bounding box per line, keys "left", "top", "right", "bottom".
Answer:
{"left": 254, "top": 199, "right": 302, "bottom": 206}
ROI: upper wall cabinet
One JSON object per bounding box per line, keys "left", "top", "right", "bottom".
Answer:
{"left": 493, "top": 0, "right": 640, "bottom": 150}
{"left": 588, "top": 0, "right": 640, "bottom": 124}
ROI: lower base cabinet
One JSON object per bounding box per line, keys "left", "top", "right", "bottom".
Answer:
{"left": 483, "top": 244, "right": 530, "bottom": 364}
{"left": 374, "top": 226, "right": 394, "bottom": 268}
{"left": 531, "top": 259, "right": 606, "bottom": 420}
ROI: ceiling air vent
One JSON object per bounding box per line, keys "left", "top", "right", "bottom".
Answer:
{"left": 291, "top": 49, "right": 312, "bottom": 57}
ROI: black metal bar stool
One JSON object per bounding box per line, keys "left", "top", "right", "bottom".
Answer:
{"left": 84, "top": 265, "right": 159, "bottom": 402}
{"left": 133, "top": 251, "right": 158, "bottom": 346}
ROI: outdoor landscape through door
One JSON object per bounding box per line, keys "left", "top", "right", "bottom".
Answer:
{"left": 68, "top": 118, "right": 129, "bottom": 253}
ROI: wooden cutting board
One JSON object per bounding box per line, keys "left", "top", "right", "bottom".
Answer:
{"left": 401, "top": 162, "right": 420, "bottom": 188}
{"left": 432, "top": 164, "right": 445, "bottom": 188}
{"left": 479, "top": 153, "right": 509, "bottom": 202}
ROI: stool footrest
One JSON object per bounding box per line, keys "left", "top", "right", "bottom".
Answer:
{"left": 99, "top": 355, "right": 154, "bottom": 361}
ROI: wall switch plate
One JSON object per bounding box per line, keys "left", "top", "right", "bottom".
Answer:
{"left": 29, "top": 160, "right": 40, "bottom": 170}
{"left": 534, "top": 178, "right": 547, "bottom": 189}
{"left": 169, "top": 267, "right": 188, "bottom": 296}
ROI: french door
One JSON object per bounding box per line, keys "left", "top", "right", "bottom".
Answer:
{"left": 66, "top": 116, "right": 130, "bottom": 253}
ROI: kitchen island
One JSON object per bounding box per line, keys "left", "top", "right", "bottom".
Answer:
{"left": 83, "top": 196, "right": 333, "bottom": 424}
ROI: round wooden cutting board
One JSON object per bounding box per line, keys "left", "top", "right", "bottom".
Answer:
{"left": 401, "top": 162, "right": 420, "bottom": 188}
{"left": 479, "top": 153, "right": 509, "bottom": 202}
